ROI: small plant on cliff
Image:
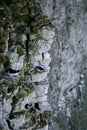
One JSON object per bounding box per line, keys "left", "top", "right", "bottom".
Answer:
{"left": 0, "top": 53, "right": 5, "bottom": 65}
{"left": 4, "top": 56, "right": 10, "bottom": 70}
{"left": 0, "top": 54, "right": 10, "bottom": 70}
{"left": 17, "top": 45, "right": 24, "bottom": 56}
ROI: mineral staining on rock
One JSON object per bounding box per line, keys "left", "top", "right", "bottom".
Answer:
{"left": 0, "top": 0, "right": 55, "bottom": 130}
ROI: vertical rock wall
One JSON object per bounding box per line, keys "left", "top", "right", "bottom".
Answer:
{"left": 1, "top": 0, "right": 87, "bottom": 130}
{"left": 0, "top": 27, "right": 55, "bottom": 130}
{"left": 0, "top": 1, "right": 55, "bottom": 130}
{"left": 39, "top": 0, "right": 87, "bottom": 130}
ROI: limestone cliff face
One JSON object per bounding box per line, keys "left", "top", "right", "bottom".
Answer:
{"left": 1, "top": 0, "right": 87, "bottom": 130}
{"left": 0, "top": 1, "right": 55, "bottom": 130}
{"left": 39, "top": 0, "right": 87, "bottom": 130}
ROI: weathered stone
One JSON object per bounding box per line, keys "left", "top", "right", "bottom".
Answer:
{"left": 31, "top": 52, "right": 51, "bottom": 63}
{"left": 34, "top": 84, "right": 49, "bottom": 96}
{"left": 37, "top": 40, "right": 53, "bottom": 53}
{"left": 22, "top": 34, "right": 27, "bottom": 42}
{"left": 32, "top": 72, "right": 48, "bottom": 82}
{"left": 36, "top": 95, "right": 47, "bottom": 103}
{"left": 36, "top": 124, "right": 48, "bottom": 130}
{"left": 41, "top": 29, "right": 55, "bottom": 40}
{"left": 0, "top": 1, "right": 54, "bottom": 130}
{"left": 9, "top": 50, "right": 25, "bottom": 70}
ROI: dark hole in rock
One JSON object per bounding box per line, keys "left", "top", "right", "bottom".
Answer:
{"left": 6, "top": 119, "right": 13, "bottom": 129}
{"left": 9, "top": 114, "right": 15, "bottom": 120}
{"left": 8, "top": 68, "right": 20, "bottom": 73}
{"left": 42, "top": 53, "right": 44, "bottom": 60}
{"left": 73, "top": 104, "right": 77, "bottom": 108}
{"left": 84, "top": 66, "right": 87, "bottom": 70}
{"left": 69, "top": 88, "right": 73, "bottom": 92}
{"left": 39, "top": 113, "right": 43, "bottom": 122}
{"left": 68, "top": 8, "right": 72, "bottom": 12}
{"left": 7, "top": 88, "right": 12, "bottom": 93}
{"left": 67, "top": 16, "right": 70, "bottom": 20}
{"left": 48, "top": 121, "right": 51, "bottom": 125}
{"left": 53, "top": 5, "right": 56, "bottom": 10}
{"left": 34, "top": 82, "right": 39, "bottom": 85}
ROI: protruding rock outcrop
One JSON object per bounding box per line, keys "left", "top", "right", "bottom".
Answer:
{"left": 0, "top": 1, "right": 55, "bottom": 130}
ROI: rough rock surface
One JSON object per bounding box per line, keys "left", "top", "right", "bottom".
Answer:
{"left": 0, "top": 1, "right": 55, "bottom": 130}
{"left": 39, "top": 0, "right": 87, "bottom": 130}
{"left": 1, "top": 0, "right": 87, "bottom": 130}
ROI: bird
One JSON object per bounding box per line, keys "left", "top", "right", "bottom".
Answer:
{"left": 25, "top": 103, "right": 29, "bottom": 109}
{"left": 8, "top": 68, "right": 20, "bottom": 76}
{"left": 34, "top": 102, "right": 41, "bottom": 111}
{"left": 35, "top": 65, "right": 45, "bottom": 72}
{"left": 34, "top": 61, "right": 46, "bottom": 73}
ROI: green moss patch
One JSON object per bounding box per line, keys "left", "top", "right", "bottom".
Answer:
{"left": 17, "top": 45, "right": 24, "bottom": 56}
{"left": 0, "top": 54, "right": 10, "bottom": 69}
{"left": 4, "top": 56, "right": 10, "bottom": 69}
{"left": 10, "top": 82, "right": 34, "bottom": 114}
{"left": 32, "top": 120, "right": 47, "bottom": 130}
{"left": 0, "top": 41, "right": 6, "bottom": 53}
{"left": 13, "top": 110, "right": 25, "bottom": 117}
{"left": 0, "top": 88, "right": 7, "bottom": 98}
{"left": 0, "top": 53, "right": 5, "bottom": 65}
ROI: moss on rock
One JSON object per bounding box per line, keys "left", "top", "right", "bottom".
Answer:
{"left": 4, "top": 56, "right": 10, "bottom": 69}
{"left": 0, "top": 41, "right": 6, "bottom": 53}
{"left": 1, "top": 88, "right": 7, "bottom": 98}
{"left": 13, "top": 110, "right": 25, "bottom": 116}
{"left": 0, "top": 53, "right": 5, "bottom": 65}
{"left": 17, "top": 45, "right": 24, "bottom": 56}
{"left": 0, "top": 54, "right": 10, "bottom": 70}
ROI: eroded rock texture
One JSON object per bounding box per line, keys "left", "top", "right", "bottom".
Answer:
{"left": 0, "top": 0, "right": 55, "bottom": 130}
{"left": 1, "top": 0, "right": 87, "bottom": 130}
{"left": 39, "top": 0, "right": 87, "bottom": 130}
